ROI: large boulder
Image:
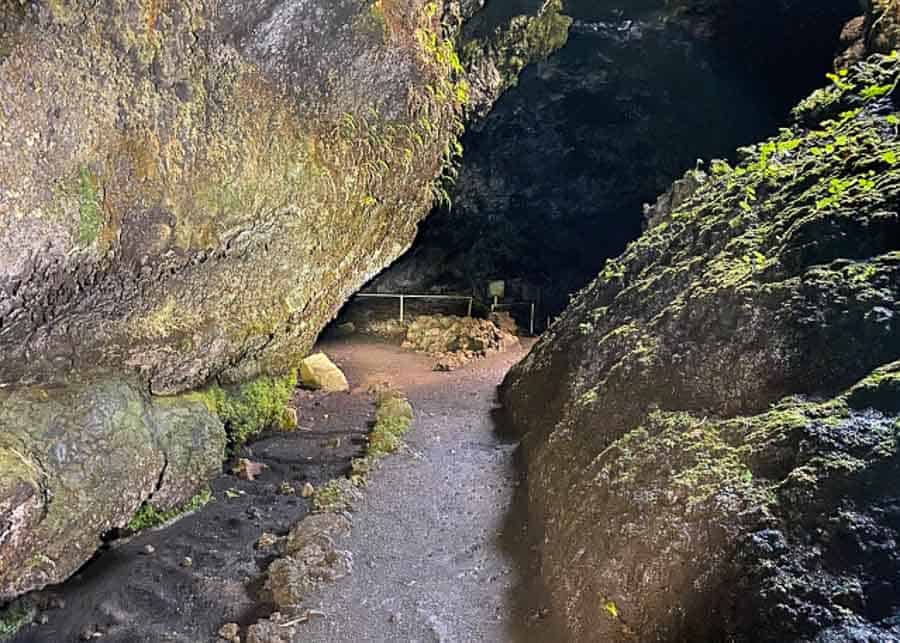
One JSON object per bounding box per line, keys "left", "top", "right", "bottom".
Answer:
{"left": 300, "top": 353, "right": 350, "bottom": 392}
{"left": 501, "top": 53, "right": 900, "bottom": 641}
{"left": 0, "top": 376, "right": 225, "bottom": 600}
{"left": 0, "top": 0, "right": 572, "bottom": 600}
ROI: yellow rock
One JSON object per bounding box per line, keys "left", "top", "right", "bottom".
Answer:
{"left": 299, "top": 353, "right": 349, "bottom": 392}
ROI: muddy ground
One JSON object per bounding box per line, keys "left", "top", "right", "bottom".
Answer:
{"left": 10, "top": 336, "right": 559, "bottom": 642}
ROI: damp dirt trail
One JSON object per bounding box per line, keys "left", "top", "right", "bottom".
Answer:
{"left": 11, "top": 336, "right": 561, "bottom": 642}
{"left": 292, "top": 337, "right": 563, "bottom": 643}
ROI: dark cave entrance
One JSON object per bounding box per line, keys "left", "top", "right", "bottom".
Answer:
{"left": 367, "top": 0, "right": 861, "bottom": 322}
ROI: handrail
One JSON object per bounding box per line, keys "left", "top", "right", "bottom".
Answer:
{"left": 353, "top": 292, "right": 538, "bottom": 335}
{"left": 355, "top": 292, "right": 474, "bottom": 321}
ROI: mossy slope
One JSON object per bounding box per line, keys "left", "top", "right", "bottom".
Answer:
{"left": 502, "top": 52, "right": 900, "bottom": 642}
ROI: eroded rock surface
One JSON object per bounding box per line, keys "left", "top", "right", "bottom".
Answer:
{"left": 0, "top": 377, "right": 225, "bottom": 600}
{"left": 501, "top": 52, "right": 900, "bottom": 641}
{"left": 0, "top": 0, "right": 571, "bottom": 600}
{"left": 369, "top": 0, "right": 858, "bottom": 314}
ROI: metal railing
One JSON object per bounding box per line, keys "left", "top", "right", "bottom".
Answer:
{"left": 354, "top": 292, "right": 538, "bottom": 336}
{"left": 355, "top": 293, "right": 474, "bottom": 323}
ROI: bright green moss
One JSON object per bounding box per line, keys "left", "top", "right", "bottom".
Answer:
{"left": 312, "top": 478, "right": 356, "bottom": 513}
{"left": 126, "top": 487, "right": 212, "bottom": 532}
{"left": 187, "top": 371, "right": 298, "bottom": 451}
{"left": 77, "top": 165, "right": 102, "bottom": 244}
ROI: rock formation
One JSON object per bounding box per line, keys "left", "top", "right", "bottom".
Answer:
{"left": 502, "top": 41, "right": 900, "bottom": 643}
{"left": 368, "top": 0, "right": 859, "bottom": 314}
{"left": 0, "top": 0, "right": 569, "bottom": 600}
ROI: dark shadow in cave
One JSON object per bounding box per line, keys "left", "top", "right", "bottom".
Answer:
{"left": 368, "top": 0, "right": 860, "bottom": 318}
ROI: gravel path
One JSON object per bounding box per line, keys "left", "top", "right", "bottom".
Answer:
{"left": 296, "top": 338, "right": 560, "bottom": 643}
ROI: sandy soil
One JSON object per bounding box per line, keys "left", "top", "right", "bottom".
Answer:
{"left": 11, "top": 336, "right": 559, "bottom": 643}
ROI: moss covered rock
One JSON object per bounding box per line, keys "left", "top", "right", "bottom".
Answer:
{"left": 0, "top": 375, "right": 225, "bottom": 600}
{"left": 501, "top": 53, "right": 900, "bottom": 641}
{"left": 0, "top": 0, "right": 568, "bottom": 601}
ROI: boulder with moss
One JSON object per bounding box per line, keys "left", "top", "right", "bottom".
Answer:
{"left": 501, "top": 53, "right": 900, "bottom": 642}
{"left": 0, "top": 0, "right": 570, "bottom": 601}
{"left": 0, "top": 374, "right": 225, "bottom": 600}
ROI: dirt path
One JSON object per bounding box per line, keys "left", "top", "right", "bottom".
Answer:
{"left": 295, "top": 338, "right": 559, "bottom": 642}
{"left": 9, "top": 337, "right": 559, "bottom": 642}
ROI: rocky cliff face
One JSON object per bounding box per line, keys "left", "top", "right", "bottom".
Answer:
{"left": 368, "top": 0, "right": 858, "bottom": 315}
{"left": 0, "top": 0, "right": 568, "bottom": 600}
{"left": 501, "top": 44, "right": 900, "bottom": 643}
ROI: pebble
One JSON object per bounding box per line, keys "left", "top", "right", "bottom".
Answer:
{"left": 218, "top": 622, "right": 241, "bottom": 642}
{"left": 142, "top": 544, "right": 155, "bottom": 555}
{"left": 301, "top": 482, "right": 315, "bottom": 498}
{"left": 181, "top": 557, "right": 193, "bottom": 568}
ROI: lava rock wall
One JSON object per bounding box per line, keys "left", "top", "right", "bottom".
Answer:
{"left": 0, "top": 0, "right": 568, "bottom": 600}
{"left": 501, "top": 45, "right": 900, "bottom": 641}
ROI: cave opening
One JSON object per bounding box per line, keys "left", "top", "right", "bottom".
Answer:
{"left": 368, "top": 0, "right": 861, "bottom": 319}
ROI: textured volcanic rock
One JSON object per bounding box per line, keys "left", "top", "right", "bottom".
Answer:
{"left": 368, "top": 0, "right": 859, "bottom": 315}
{"left": 0, "top": 376, "right": 226, "bottom": 600}
{"left": 501, "top": 51, "right": 900, "bottom": 641}
{"left": 0, "top": 0, "right": 569, "bottom": 600}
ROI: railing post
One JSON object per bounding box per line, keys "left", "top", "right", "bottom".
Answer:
{"left": 400, "top": 295, "right": 405, "bottom": 323}
{"left": 467, "top": 297, "right": 473, "bottom": 317}
{"left": 530, "top": 302, "right": 535, "bottom": 336}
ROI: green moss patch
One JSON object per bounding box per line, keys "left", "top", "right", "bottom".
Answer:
{"left": 0, "top": 600, "right": 35, "bottom": 641}
{"left": 185, "top": 371, "right": 298, "bottom": 452}
{"left": 311, "top": 478, "right": 358, "bottom": 513}
{"left": 127, "top": 487, "right": 212, "bottom": 532}
{"left": 77, "top": 165, "right": 103, "bottom": 245}
{"left": 312, "top": 391, "right": 413, "bottom": 513}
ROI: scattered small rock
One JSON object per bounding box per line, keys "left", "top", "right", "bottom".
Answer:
{"left": 142, "top": 545, "right": 155, "bottom": 555}
{"left": 301, "top": 482, "right": 315, "bottom": 498}
{"left": 233, "top": 458, "right": 267, "bottom": 481}
{"left": 256, "top": 532, "right": 280, "bottom": 552}
{"left": 181, "top": 557, "right": 193, "bottom": 568}
{"left": 218, "top": 622, "right": 241, "bottom": 642}
{"left": 333, "top": 321, "right": 356, "bottom": 337}
{"left": 322, "top": 436, "right": 342, "bottom": 449}
{"left": 246, "top": 612, "right": 296, "bottom": 643}
{"left": 402, "top": 315, "right": 518, "bottom": 370}
{"left": 265, "top": 513, "right": 353, "bottom": 610}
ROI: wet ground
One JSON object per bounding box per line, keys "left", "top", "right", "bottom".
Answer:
{"left": 11, "top": 336, "right": 560, "bottom": 642}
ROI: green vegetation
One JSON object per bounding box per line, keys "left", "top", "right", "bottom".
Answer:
{"left": 0, "top": 600, "right": 34, "bottom": 641}
{"left": 312, "top": 391, "right": 413, "bottom": 512}
{"left": 461, "top": 0, "right": 572, "bottom": 90}
{"left": 355, "top": 392, "right": 413, "bottom": 468}
{"left": 77, "top": 165, "right": 102, "bottom": 244}
{"left": 126, "top": 488, "right": 212, "bottom": 532}
{"left": 186, "top": 371, "right": 297, "bottom": 451}
{"left": 413, "top": 1, "right": 469, "bottom": 208}
{"left": 311, "top": 478, "right": 356, "bottom": 513}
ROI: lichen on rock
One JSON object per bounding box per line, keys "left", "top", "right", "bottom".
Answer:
{"left": 0, "top": 0, "right": 563, "bottom": 601}
{"left": 0, "top": 374, "right": 225, "bottom": 601}
{"left": 501, "top": 51, "right": 900, "bottom": 641}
